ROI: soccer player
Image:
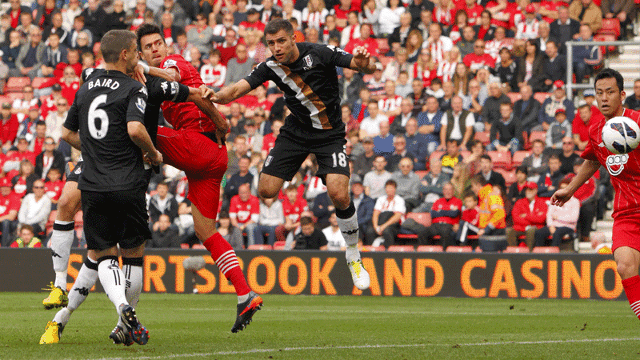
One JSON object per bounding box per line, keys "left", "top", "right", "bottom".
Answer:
{"left": 136, "top": 24, "right": 262, "bottom": 332}
{"left": 212, "top": 19, "right": 375, "bottom": 290}
{"left": 53, "top": 29, "right": 158, "bottom": 346}
{"left": 551, "top": 68, "right": 640, "bottom": 325}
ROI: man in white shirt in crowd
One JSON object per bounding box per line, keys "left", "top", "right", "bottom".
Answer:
{"left": 363, "top": 155, "right": 392, "bottom": 200}
{"left": 322, "top": 212, "right": 347, "bottom": 251}
{"left": 365, "top": 179, "right": 406, "bottom": 247}
{"left": 359, "top": 100, "right": 388, "bottom": 138}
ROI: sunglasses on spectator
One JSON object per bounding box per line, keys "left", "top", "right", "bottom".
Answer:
{"left": 45, "top": 141, "right": 55, "bottom": 145}
{"left": 57, "top": 103, "right": 67, "bottom": 106}
{"left": 33, "top": 186, "right": 44, "bottom": 189}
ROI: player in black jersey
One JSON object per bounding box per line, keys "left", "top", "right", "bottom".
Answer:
{"left": 62, "top": 29, "right": 158, "bottom": 346}
{"left": 213, "top": 19, "right": 376, "bottom": 290}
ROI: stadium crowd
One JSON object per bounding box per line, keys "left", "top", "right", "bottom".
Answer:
{"left": 0, "top": 0, "right": 634, "bottom": 251}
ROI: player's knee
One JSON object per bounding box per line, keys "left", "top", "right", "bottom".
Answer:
{"left": 258, "top": 186, "right": 278, "bottom": 199}
{"left": 327, "top": 189, "right": 350, "bottom": 209}
{"left": 617, "top": 259, "right": 639, "bottom": 279}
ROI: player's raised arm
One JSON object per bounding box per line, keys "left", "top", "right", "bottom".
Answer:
{"left": 350, "top": 46, "right": 376, "bottom": 74}
{"left": 211, "top": 79, "right": 253, "bottom": 104}
{"left": 550, "top": 159, "right": 600, "bottom": 206}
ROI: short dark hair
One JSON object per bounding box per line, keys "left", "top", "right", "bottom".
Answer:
{"left": 516, "top": 165, "right": 528, "bottom": 175}
{"left": 19, "top": 224, "right": 34, "bottom": 235}
{"left": 549, "top": 153, "right": 560, "bottom": 161}
{"left": 136, "top": 23, "right": 163, "bottom": 52}
{"left": 595, "top": 68, "right": 624, "bottom": 93}
{"left": 219, "top": 210, "right": 230, "bottom": 219}
{"left": 480, "top": 154, "right": 492, "bottom": 162}
{"left": 264, "top": 18, "right": 294, "bottom": 36}
{"left": 385, "top": 179, "right": 397, "bottom": 188}
{"left": 300, "top": 216, "right": 314, "bottom": 226}
{"left": 35, "top": 120, "right": 46, "bottom": 127}
{"left": 101, "top": 30, "right": 137, "bottom": 63}
{"left": 462, "top": 191, "right": 477, "bottom": 200}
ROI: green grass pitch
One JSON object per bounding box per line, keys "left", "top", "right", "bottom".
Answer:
{"left": 3, "top": 293, "right": 640, "bottom": 359}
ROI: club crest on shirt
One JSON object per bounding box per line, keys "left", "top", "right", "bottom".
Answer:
{"left": 264, "top": 155, "right": 273, "bottom": 167}
{"left": 303, "top": 54, "right": 314, "bottom": 70}
{"left": 606, "top": 153, "right": 628, "bottom": 176}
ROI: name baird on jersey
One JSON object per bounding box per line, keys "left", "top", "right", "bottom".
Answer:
{"left": 87, "top": 78, "right": 121, "bottom": 90}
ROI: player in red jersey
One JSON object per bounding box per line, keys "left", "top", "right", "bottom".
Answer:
{"left": 552, "top": 68, "right": 640, "bottom": 323}
{"left": 136, "top": 24, "right": 262, "bottom": 333}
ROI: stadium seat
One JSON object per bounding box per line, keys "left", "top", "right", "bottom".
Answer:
{"left": 446, "top": 246, "right": 473, "bottom": 252}
{"left": 6, "top": 92, "right": 23, "bottom": 101}
{"left": 248, "top": 244, "right": 273, "bottom": 250}
{"left": 192, "top": 244, "right": 206, "bottom": 249}
{"left": 504, "top": 246, "right": 529, "bottom": 253}
{"left": 487, "top": 151, "right": 512, "bottom": 170}
{"left": 512, "top": 151, "right": 530, "bottom": 167}
{"left": 533, "top": 92, "right": 549, "bottom": 104}
{"left": 529, "top": 131, "right": 546, "bottom": 144}
{"left": 73, "top": 211, "right": 83, "bottom": 228}
{"left": 506, "top": 92, "right": 521, "bottom": 103}
{"left": 417, "top": 245, "right": 443, "bottom": 252}
{"left": 532, "top": 246, "right": 560, "bottom": 253}
{"left": 376, "top": 38, "right": 390, "bottom": 54}
{"left": 0, "top": 95, "right": 10, "bottom": 105}
{"left": 599, "top": 18, "right": 621, "bottom": 38}
{"left": 474, "top": 131, "right": 491, "bottom": 145}
{"left": 361, "top": 245, "right": 385, "bottom": 252}
{"left": 31, "top": 77, "right": 48, "bottom": 89}
{"left": 273, "top": 240, "right": 287, "bottom": 250}
{"left": 387, "top": 245, "right": 415, "bottom": 252}
{"left": 5, "top": 77, "right": 30, "bottom": 93}
{"left": 594, "top": 34, "right": 617, "bottom": 55}
{"left": 180, "top": 243, "right": 190, "bottom": 249}
{"left": 496, "top": 168, "right": 517, "bottom": 187}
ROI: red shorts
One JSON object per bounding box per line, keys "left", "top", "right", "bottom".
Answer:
{"left": 612, "top": 214, "right": 640, "bottom": 252}
{"left": 156, "top": 126, "right": 227, "bottom": 219}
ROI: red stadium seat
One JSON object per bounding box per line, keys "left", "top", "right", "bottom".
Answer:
{"left": 417, "top": 245, "right": 444, "bottom": 252}
{"left": 180, "top": 243, "right": 190, "bottom": 249}
{"left": 74, "top": 211, "right": 83, "bottom": 228}
{"left": 248, "top": 244, "right": 273, "bottom": 250}
{"left": 512, "top": 150, "right": 530, "bottom": 167}
{"left": 361, "top": 245, "right": 385, "bottom": 252}
{"left": 5, "top": 77, "right": 30, "bottom": 93}
{"left": 6, "top": 92, "right": 24, "bottom": 101}
{"left": 31, "top": 77, "right": 48, "bottom": 89}
{"left": 192, "top": 244, "right": 206, "bottom": 249}
{"left": 0, "top": 95, "right": 10, "bottom": 105}
{"left": 533, "top": 92, "right": 549, "bottom": 104}
{"left": 529, "top": 131, "right": 546, "bottom": 144}
{"left": 387, "top": 245, "right": 415, "bottom": 252}
{"left": 446, "top": 246, "right": 473, "bottom": 252}
{"left": 273, "top": 240, "right": 287, "bottom": 250}
{"left": 376, "top": 38, "right": 390, "bottom": 55}
{"left": 594, "top": 34, "right": 617, "bottom": 55}
{"left": 487, "top": 151, "right": 512, "bottom": 170}
{"left": 496, "top": 168, "right": 517, "bottom": 187}
{"left": 504, "top": 246, "right": 530, "bottom": 253}
{"left": 599, "top": 18, "right": 621, "bottom": 38}
{"left": 474, "top": 131, "right": 491, "bottom": 145}
{"left": 532, "top": 246, "right": 560, "bottom": 253}
{"left": 506, "top": 92, "right": 521, "bottom": 103}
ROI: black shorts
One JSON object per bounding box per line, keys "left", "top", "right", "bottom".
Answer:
{"left": 65, "top": 161, "right": 83, "bottom": 183}
{"left": 81, "top": 188, "right": 151, "bottom": 251}
{"left": 261, "top": 128, "right": 349, "bottom": 182}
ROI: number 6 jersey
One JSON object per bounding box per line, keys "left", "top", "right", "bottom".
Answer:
{"left": 63, "top": 69, "right": 148, "bottom": 192}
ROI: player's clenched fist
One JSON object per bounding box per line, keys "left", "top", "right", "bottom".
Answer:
{"left": 550, "top": 187, "right": 573, "bottom": 207}
{"left": 145, "top": 150, "right": 163, "bottom": 166}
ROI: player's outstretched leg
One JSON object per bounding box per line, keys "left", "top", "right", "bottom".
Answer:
{"left": 40, "top": 256, "right": 99, "bottom": 344}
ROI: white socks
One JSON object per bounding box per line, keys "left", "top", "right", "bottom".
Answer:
{"left": 53, "top": 257, "right": 98, "bottom": 327}
{"left": 335, "top": 202, "right": 361, "bottom": 263}
{"left": 98, "top": 256, "right": 129, "bottom": 314}
{"left": 50, "top": 221, "right": 75, "bottom": 289}
{"left": 118, "top": 258, "right": 143, "bottom": 328}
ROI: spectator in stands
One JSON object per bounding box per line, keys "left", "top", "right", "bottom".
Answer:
{"left": 189, "top": 47, "right": 203, "bottom": 70}
{"left": 43, "top": 12, "right": 68, "bottom": 44}
{"left": 40, "top": 32, "right": 67, "bottom": 77}
{"left": 17, "top": 178, "right": 51, "bottom": 236}
{"left": 388, "top": 12, "right": 414, "bottom": 52}
{"left": 541, "top": 41, "right": 567, "bottom": 93}
{"left": 6, "top": 137, "right": 35, "bottom": 171}
{"left": 0, "top": 102, "right": 19, "bottom": 153}
{"left": 535, "top": 21, "right": 556, "bottom": 54}
{"left": 551, "top": 6, "right": 581, "bottom": 53}
{"left": 464, "top": 139, "right": 484, "bottom": 175}
{"left": 464, "top": 39, "right": 495, "bottom": 75}
{"left": 229, "top": 183, "right": 259, "bottom": 247}
{"left": 474, "top": 10, "right": 496, "bottom": 41}
{"left": 227, "top": 135, "right": 249, "bottom": 178}
{"left": 322, "top": 212, "right": 347, "bottom": 250}
{"left": 34, "top": 137, "right": 64, "bottom": 179}
{"left": 106, "top": 0, "right": 127, "bottom": 32}
{"left": 404, "top": 118, "right": 429, "bottom": 171}
{"left": 351, "top": 179, "right": 375, "bottom": 242}
{"left": 535, "top": 177, "right": 579, "bottom": 247}
{"left": 424, "top": 182, "right": 461, "bottom": 249}
{"left": 239, "top": 8, "right": 265, "bottom": 36}
{"left": 148, "top": 181, "right": 179, "bottom": 228}
{"left": 515, "top": 5, "right": 539, "bottom": 40}
{"left": 441, "top": 139, "right": 464, "bottom": 176}
{"left": 624, "top": 79, "right": 640, "bottom": 111}
{"left": 366, "top": 179, "right": 406, "bottom": 247}
{"left": 148, "top": 214, "right": 180, "bottom": 248}
{"left": 391, "top": 157, "right": 420, "bottom": 211}
{"left": 573, "top": 100, "right": 592, "bottom": 150}
{"left": 338, "top": 67, "right": 364, "bottom": 106}
{"left": 10, "top": 224, "right": 42, "bottom": 248}
{"left": 339, "top": 11, "right": 360, "bottom": 48}
{"left": 456, "top": 190, "right": 480, "bottom": 245}
{"left": 243, "top": 119, "right": 263, "bottom": 155}
{"left": 200, "top": 48, "right": 226, "bottom": 89}
{"left": 311, "top": 189, "right": 333, "bottom": 229}
{"left": 414, "top": 160, "right": 450, "bottom": 212}
{"left": 537, "top": 153, "right": 564, "bottom": 197}
{"left": 363, "top": 155, "right": 392, "bottom": 199}
{"left": 224, "top": 43, "right": 254, "bottom": 86}
{"left": 425, "top": 23, "right": 453, "bottom": 64}
{"left": 569, "top": 0, "right": 602, "bottom": 33}
{"left": 187, "top": 13, "right": 213, "bottom": 56}
{"left": 378, "top": 79, "right": 403, "bottom": 118}
{"left": 440, "top": 95, "right": 475, "bottom": 150}
{"left": 457, "top": 26, "right": 476, "bottom": 58}
{"left": 378, "top": 0, "right": 404, "bottom": 37}
{"left": 480, "top": 81, "right": 510, "bottom": 129}
{"left": 539, "top": 80, "right": 575, "bottom": 130}
{"left": 373, "top": 121, "right": 394, "bottom": 156}
{"left": 0, "top": 177, "right": 19, "bottom": 247}
{"left": 61, "top": 0, "right": 83, "bottom": 34}
{"left": 352, "top": 87, "right": 371, "bottom": 123}
{"left": 43, "top": 167, "right": 63, "bottom": 205}
{"left": 254, "top": 196, "right": 284, "bottom": 245}
{"left": 276, "top": 185, "right": 309, "bottom": 242}
{"left": 4, "top": 0, "right": 31, "bottom": 29}
{"left": 386, "top": 135, "right": 415, "bottom": 171}
{"left": 16, "top": 107, "right": 40, "bottom": 144}
{"left": 546, "top": 109, "right": 572, "bottom": 150}
{"left": 3, "top": 30, "right": 22, "bottom": 77}
{"left": 417, "top": 96, "right": 442, "bottom": 152}
{"left": 16, "top": 12, "right": 38, "bottom": 40}
{"left": 472, "top": 173, "right": 506, "bottom": 235}
{"left": 66, "top": 15, "right": 91, "bottom": 50}
{"left": 512, "top": 85, "right": 541, "bottom": 136}
{"left": 390, "top": 98, "right": 413, "bottom": 136}
{"left": 491, "top": 47, "right": 519, "bottom": 93}
{"left": 217, "top": 210, "right": 244, "bottom": 250}
{"left": 155, "top": 0, "right": 188, "bottom": 29}
{"left": 488, "top": 102, "right": 521, "bottom": 154}
{"left": 559, "top": 136, "right": 579, "bottom": 174}
{"left": 516, "top": 39, "right": 544, "bottom": 93}
{"left": 224, "top": 155, "right": 253, "bottom": 200}
{"left": 507, "top": 165, "right": 529, "bottom": 204}
{"left": 261, "top": 118, "right": 281, "bottom": 159}
{"left": 320, "top": 15, "right": 341, "bottom": 44}
{"left": 292, "top": 216, "right": 328, "bottom": 250}
{"left": 367, "top": 63, "right": 385, "bottom": 101}
{"left": 353, "top": 136, "right": 376, "bottom": 178}
{"left": 359, "top": 101, "right": 387, "bottom": 138}
{"left": 16, "top": 27, "right": 45, "bottom": 80}
{"left": 478, "top": 154, "right": 506, "bottom": 189}
{"left": 508, "top": 181, "right": 547, "bottom": 249}
{"left": 45, "top": 96, "right": 67, "bottom": 145}
{"left": 573, "top": 24, "right": 601, "bottom": 83}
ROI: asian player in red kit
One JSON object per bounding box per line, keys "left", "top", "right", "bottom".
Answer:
{"left": 552, "top": 68, "right": 640, "bottom": 323}
{"left": 135, "top": 24, "right": 261, "bottom": 333}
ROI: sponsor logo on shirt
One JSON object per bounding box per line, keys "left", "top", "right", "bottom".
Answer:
{"left": 161, "top": 81, "right": 168, "bottom": 94}
{"left": 606, "top": 153, "right": 628, "bottom": 176}
{"left": 136, "top": 97, "right": 146, "bottom": 113}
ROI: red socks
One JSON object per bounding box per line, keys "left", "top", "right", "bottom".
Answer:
{"left": 203, "top": 233, "right": 251, "bottom": 296}
{"left": 622, "top": 275, "right": 640, "bottom": 320}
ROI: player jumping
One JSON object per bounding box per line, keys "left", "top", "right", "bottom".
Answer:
{"left": 551, "top": 68, "right": 640, "bottom": 326}
{"left": 212, "top": 19, "right": 375, "bottom": 290}
{"left": 136, "top": 24, "right": 262, "bottom": 333}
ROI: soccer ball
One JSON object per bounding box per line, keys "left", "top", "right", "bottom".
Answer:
{"left": 602, "top": 116, "right": 640, "bottom": 154}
